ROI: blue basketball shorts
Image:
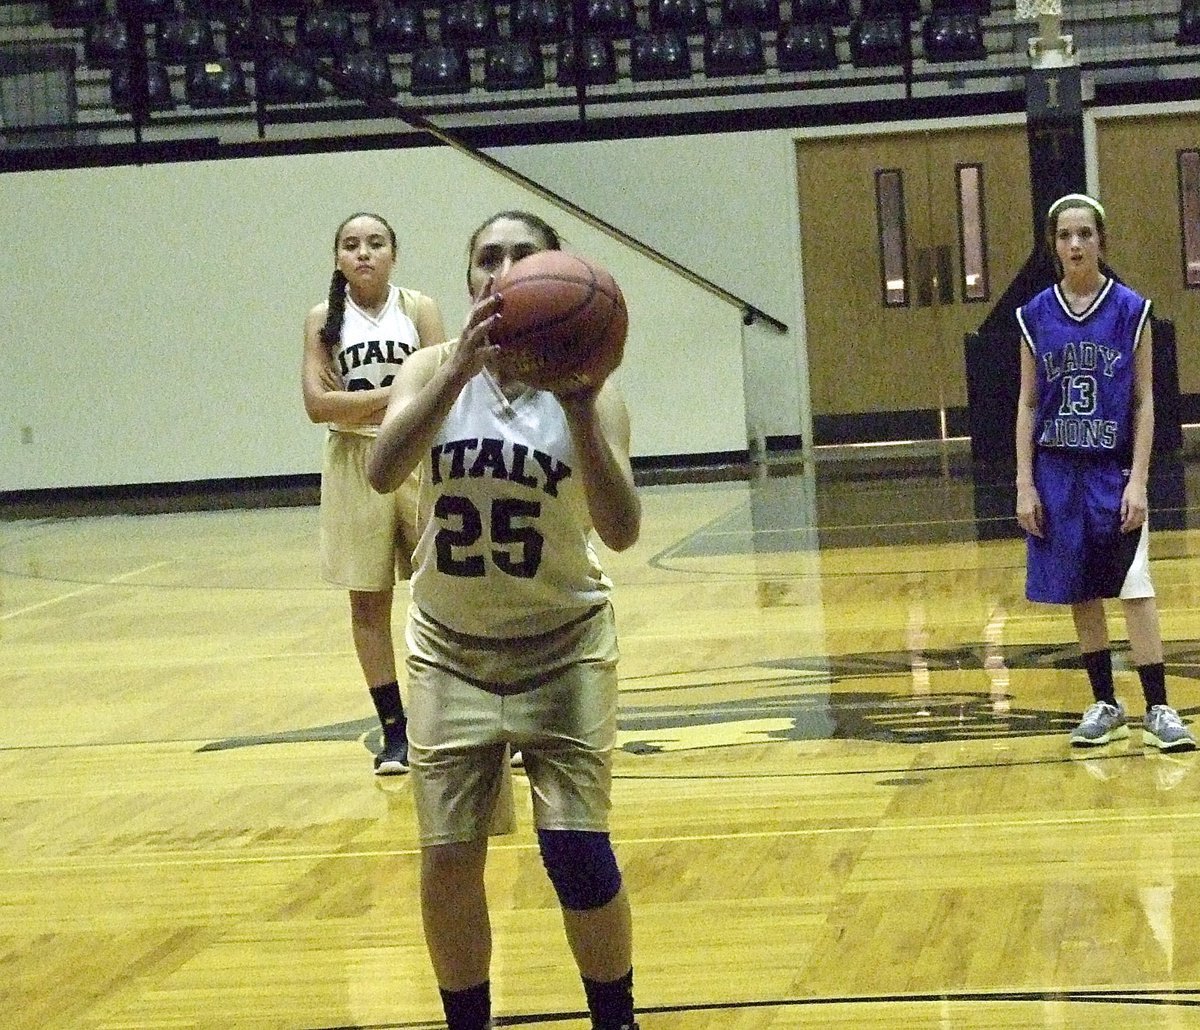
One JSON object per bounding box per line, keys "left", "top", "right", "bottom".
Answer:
{"left": 1025, "top": 449, "right": 1154, "bottom": 605}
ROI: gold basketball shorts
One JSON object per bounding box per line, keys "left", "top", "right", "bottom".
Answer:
{"left": 319, "top": 430, "right": 420, "bottom": 590}
{"left": 405, "top": 602, "right": 619, "bottom": 847}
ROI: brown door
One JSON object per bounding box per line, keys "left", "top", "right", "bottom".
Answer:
{"left": 1096, "top": 112, "right": 1200, "bottom": 407}
{"left": 796, "top": 124, "right": 1032, "bottom": 446}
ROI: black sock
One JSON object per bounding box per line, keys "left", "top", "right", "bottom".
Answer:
{"left": 1137, "top": 662, "right": 1167, "bottom": 710}
{"left": 439, "top": 982, "right": 490, "bottom": 1030}
{"left": 582, "top": 968, "right": 635, "bottom": 1030}
{"left": 1081, "top": 649, "right": 1115, "bottom": 705}
{"left": 368, "top": 681, "right": 406, "bottom": 741}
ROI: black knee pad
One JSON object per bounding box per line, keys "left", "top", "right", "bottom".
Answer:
{"left": 536, "top": 828, "right": 623, "bottom": 911}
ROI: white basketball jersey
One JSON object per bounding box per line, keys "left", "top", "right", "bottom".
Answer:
{"left": 331, "top": 284, "right": 423, "bottom": 435}
{"left": 411, "top": 359, "right": 611, "bottom": 638}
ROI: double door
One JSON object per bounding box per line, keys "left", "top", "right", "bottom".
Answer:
{"left": 796, "top": 124, "right": 1032, "bottom": 445}
{"left": 1096, "top": 111, "right": 1200, "bottom": 405}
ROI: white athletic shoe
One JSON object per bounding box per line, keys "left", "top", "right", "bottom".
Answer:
{"left": 1069, "top": 701, "right": 1129, "bottom": 747}
{"left": 1143, "top": 705, "right": 1198, "bottom": 752}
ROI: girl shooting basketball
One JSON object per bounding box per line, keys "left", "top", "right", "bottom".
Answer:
{"left": 301, "top": 212, "right": 447, "bottom": 775}
{"left": 1015, "top": 193, "right": 1195, "bottom": 752}
{"left": 366, "top": 211, "right": 640, "bottom": 1030}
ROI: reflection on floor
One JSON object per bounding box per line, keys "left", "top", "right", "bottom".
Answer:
{"left": 667, "top": 446, "right": 1200, "bottom": 558}
{"left": 5, "top": 444, "right": 1200, "bottom": 1028}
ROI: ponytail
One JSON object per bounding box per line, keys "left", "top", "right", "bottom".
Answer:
{"left": 319, "top": 269, "right": 347, "bottom": 349}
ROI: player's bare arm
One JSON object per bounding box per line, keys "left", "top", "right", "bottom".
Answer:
{"left": 301, "top": 303, "right": 391, "bottom": 425}
{"left": 367, "top": 294, "right": 501, "bottom": 493}
{"left": 413, "top": 293, "right": 449, "bottom": 348}
{"left": 559, "top": 380, "right": 641, "bottom": 552}
{"left": 1121, "top": 322, "right": 1155, "bottom": 533}
{"left": 1014, "top": 343, "right": 1044, "bottom": 538}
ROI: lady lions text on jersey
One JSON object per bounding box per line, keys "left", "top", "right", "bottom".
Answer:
{"left": 1016, "top": 278, "right": 1151, "bottom": 464}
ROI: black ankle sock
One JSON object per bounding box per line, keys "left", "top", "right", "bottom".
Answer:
{"left": 582, "top": 968, "right": 635, "bottom": 1030}
{"left": 1081, "top": 649, "right": 1115, "bottom": 705}
{"left": 1137, "top": 662, "right": 1167, "bottom": 710}
{"left": 368, "top": 681, "right": 406, "bottom": 740}
{"left": 439, "top": 982, "right": 490, "bottom": 1030}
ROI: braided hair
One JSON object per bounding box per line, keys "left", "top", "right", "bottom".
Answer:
{"left": 319, "top": 212, "right": 398, "bottom": 350}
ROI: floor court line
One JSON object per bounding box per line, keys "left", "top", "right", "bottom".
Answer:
{"left": 0, "top": 560, "right": 174, "bottom": 620}
{"left": 9, "top": 805, "right": 1194, "bottom": 876}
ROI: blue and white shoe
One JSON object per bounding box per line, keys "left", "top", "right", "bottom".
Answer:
{"left": 1143, "top": 705, "right": 1197, "bottom": 752}
{"left": 1069, "top": 701, "right": 1129, "bottom": 747}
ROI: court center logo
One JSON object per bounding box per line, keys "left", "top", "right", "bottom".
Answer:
{"left": 198, "top": 639, "right": 1200, "bottom": 757}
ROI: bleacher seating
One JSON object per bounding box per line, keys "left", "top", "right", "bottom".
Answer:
{"left": 116, "top": 0, "right": 175, "bottom": 22}
{"left": 721, "top": 0, "right": 778, "bottom": 30}
{"left": 157, "top": 14, "right": 217, "bottom": 62}
{"left": 371, "top": 1, "right": 427, "bottom": 51}
{"left": 297, "top": 7, "right": 357, "bottom": 57}
{"left": 581, "top": 0, "right": 638, "bottom": 36}
{"left": 110, "top": 59, "right": 174, "bottom": 110}
{"left": 860, "top": 0, "right": 922, "bottom": 20}
{"left": 84, "top": 16, "right": 131, "bottom": 67}
{"left": 255, "top": 0, "right": 306, "bottom": 15}
{"left": 48, "top": 0, "right": 105, "bottom": 31}
{"left": 196, "top": 0, "right": 247, "bottom": 22}
{"left": 777, "top": 20, "right": 838, "bottom": 71}
{"left": 410, "top": 43, "right": 471, "bottom": 94}
{"left": 335, "top": 47, "right": 397, "bottom": 98}
{"left": 850, "top": 15, "right": 908, "bottom": 66}
{"left": 556, "top": 35, "right": 618, "bottom": 85}
{"left": 257, "top": 52, "right": 325, "bottom": 102}
{"left": 791, "top": 0, "right": 851, "bottom": 27}
{"left": 649, "top": 0, "right": 709, "bottom": 33}
{"left": 510, "top": 0, "right": 569, "bottom": 41}
{"left": 440, "top": 0, "right": 497, "bottom": 47}
{"left": 703, "top": 24, "right": 765, "bottom": 75}
{"left": 184, "top": 58, "right": 248, "bottom": 106}
{"left": 930, "top": 0, "right": 990, "bottom": 14}
{"left": 1179, "top": 0, "right": 1200, "bottom": 43}
{"left": 922, "top": 11, "right": 986, "bottom": 61}
{"left": 224, "top": 13, "right": 285, "bottom": 60}
{"left": 630, "top": 28, "right": 692, "bottom": 79}
{"left": 485, "top": 40, "right": 546, "bottom": 89}
{"left": 7, "top": 0, "right": 1195, "bottom": 130}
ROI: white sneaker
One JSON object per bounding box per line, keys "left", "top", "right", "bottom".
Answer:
{"left": 1069, "top": 700, "right": 1129, "bottom": 747}
{"left": 1143, "top": 705, "right": 1198, "bottom": 752}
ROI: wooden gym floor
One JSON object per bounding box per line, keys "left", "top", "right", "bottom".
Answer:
{"left": 4, "top": 450, "right": 1200, "bottom": 1029}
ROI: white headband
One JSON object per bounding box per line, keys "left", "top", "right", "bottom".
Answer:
{"left": 1048, "top": 193, "right": 1106, "bottom": 221}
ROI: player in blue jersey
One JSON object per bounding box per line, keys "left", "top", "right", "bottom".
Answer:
{"left": 1015, "top": 193, "right": 1194, "bottom": 752}
{"left": 366, "top": 211, "right": 641, "bottom": 1030}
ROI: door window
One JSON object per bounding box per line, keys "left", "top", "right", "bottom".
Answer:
{"left": 875, "top": 169, "right": 909, "bottom": 307}
{"left": 956, "top": 163, "right": 989, "bottom": 302}
{"left": 1180, "top": 149, "right": 1200, "bottom": 289}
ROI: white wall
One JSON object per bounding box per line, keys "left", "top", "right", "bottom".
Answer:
{"left": 1, "top": 142, "right": 751, "bottom": 492}
{"left": 492, "top": 130, "right": 809, "bottom": 448}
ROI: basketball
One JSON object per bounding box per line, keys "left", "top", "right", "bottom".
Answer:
{"left": 489, "top": 250, "right": 627, "bottom": 393}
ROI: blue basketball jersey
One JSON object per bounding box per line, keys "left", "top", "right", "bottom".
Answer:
{"left": 1015, "top": 278, "right": 1151, "bottom": 465}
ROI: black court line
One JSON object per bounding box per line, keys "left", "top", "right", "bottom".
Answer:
{"left": 2, "top": 724, "right": 1181, "bottom": 789}
{"left": 611, "top": 748, "right": 1172, "bottom": 782}
{"left": 1, "top": 736, "right": 1173, "bottom": 786}
{"left": 306, "top": 987, "right": 1200, "bottom": 1029}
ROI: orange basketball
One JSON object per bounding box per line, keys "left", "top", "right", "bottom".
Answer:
{"left": 489, "top": 250, "right": 627, "bottom": 393}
